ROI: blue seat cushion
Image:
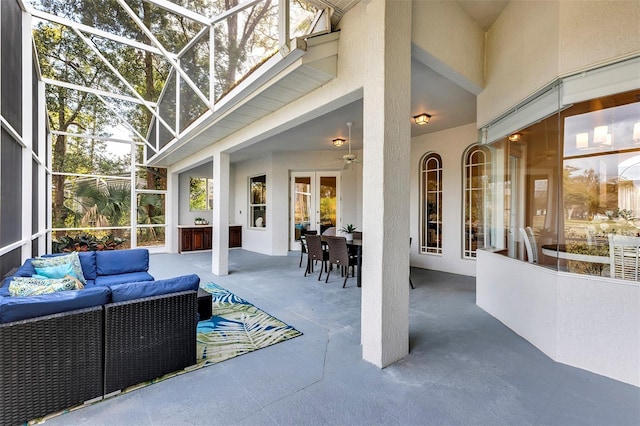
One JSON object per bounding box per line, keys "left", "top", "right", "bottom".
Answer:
{"left": 109, "top": 274, "right": 200, "bottom": 303}
{"left": 10, "top": 258, "right": 36, "bottom": 279}
{"left": 95, "top": 271, "right": 154, "bottom": 287}
{"left": 0, "top": 287, "right": 110, "bottom": 324}
{"left": 96, "top": 249, "right": 149, "bottom": 276}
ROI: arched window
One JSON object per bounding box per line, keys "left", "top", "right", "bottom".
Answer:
{"left": 420, "top": 153, "right": 442, "bottom": 254}
{"left": 463, "top": 145, "right": 491, "bottom": 258}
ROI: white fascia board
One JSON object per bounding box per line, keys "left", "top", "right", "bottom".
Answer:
{"left": 483, "top": 85, "right": 560, "bottom": 145}
{"left": 562, "top": 56, "right": 640, "bottom": 106}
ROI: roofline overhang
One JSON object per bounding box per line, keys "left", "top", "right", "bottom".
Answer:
{"left": 146, "top": 31, "right": 339, "bottom": 167}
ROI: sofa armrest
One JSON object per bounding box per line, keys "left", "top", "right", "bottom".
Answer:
{"left": 0, "top": 287, "right": 111, "bottom": 324}
{"left": 103, "top": 290, "right": 197, "bottom": 394}
{"left": 0, "top": 306, "right": 104, "bottom": 425}
{"left": 108, "top": 274, "right": 199, "bottom": 302}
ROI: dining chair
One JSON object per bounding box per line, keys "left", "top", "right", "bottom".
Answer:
{"left": 324, "top": 236, "right": 358, "bottom": 288}
{"left": 519, "top": 227, "right": 538, "bottom": 264}
{"left": 299, "top": 229, "right": 317, "bottom": 268}
{"left": 352, "top": 231, "right": 362, "bottom": 240}
{"left": 304, "top": 234, "right": 329, "bottom": 280}
{"left": 608, "top": 234, "right": 640, "bottom": 281}
{"left": 322, "top": 227, "right": 337, "bottom": 236}
{"left": 526, "top": 226, "right": 539, "bottom": 263}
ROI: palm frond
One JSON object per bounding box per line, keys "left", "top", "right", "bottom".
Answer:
{"left": 196, "top": 283, "right": 302, "bottom": 365}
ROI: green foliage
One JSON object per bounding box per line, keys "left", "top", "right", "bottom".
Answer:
{"left": 52, "top": 233, "right": 126, "bottom": 253}
{"left": 189, "top": 177, "right": 208, "bottom": 210}
{"left": 340, "top": 224, "right": 357, "bottom": 233}
{"left": 566, "top": 242, "right": 609, "bottom": 276}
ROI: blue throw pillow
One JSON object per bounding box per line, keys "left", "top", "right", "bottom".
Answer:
{"left": 34, "top": 263, "right": 75, "bottom": 279}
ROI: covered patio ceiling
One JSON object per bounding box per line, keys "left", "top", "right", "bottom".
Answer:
{"left": 193, "top": 0, "right": 509, "bottom": 165}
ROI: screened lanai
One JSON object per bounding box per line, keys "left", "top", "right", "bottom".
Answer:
{"left": 24, "top": 0, "right": 337, "bottom": 253}
{"left": 3, "top": 0, "right": 639, "bottom": 391}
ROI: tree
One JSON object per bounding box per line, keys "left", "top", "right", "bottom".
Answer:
{"left": 73, "top": 179, "right": 131, "bottom": 229}
{"left": 563, "top": 165, "right": 600, "bottom": 220}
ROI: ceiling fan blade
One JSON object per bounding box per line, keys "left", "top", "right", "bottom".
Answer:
{"left": 343, "top": 161, "right": 351, "bottom": 170}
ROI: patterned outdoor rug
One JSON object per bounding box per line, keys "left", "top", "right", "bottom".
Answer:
{"left": 196, "top": 282, "right": 302, "bottom": 365}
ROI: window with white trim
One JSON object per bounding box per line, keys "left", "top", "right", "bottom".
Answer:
{"left": 420, "top": 152, "right": 442, "bottom": 254}
{"left": 249, "top": 174, "right": 266, "bottom": 228}
{"left": 463, "top": 145, "right": 491, "bottom": 258}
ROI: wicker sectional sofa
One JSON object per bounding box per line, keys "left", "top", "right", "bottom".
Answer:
{"left": 0, "top": 249, "right": 200, "bottom": 425}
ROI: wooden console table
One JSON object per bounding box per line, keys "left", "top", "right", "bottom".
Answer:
{"left": 178, "top": 225, "right": 242, "bottom": 253}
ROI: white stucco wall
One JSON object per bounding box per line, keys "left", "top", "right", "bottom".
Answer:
{"left": 410, "top": 122, "right": 479, "bottom": 277}
{"left": 478, "top": 1, "right": 560, "bottom": 127}
{"left": 232, "top": 150, "right": 362, "bottom": 256}
{"left": 231, "top": 154, "right": 273, "bottom": 255}
{"left": 558, "top": 1, "right": 640, "bottom": 76}
{"left": 477, "top": 250, "right": 640, "bottom": 387}
{"left": 411, "top": 0, "right": 485, "bottom": 93}
{"left": 479, "top": 0, "right": 640, "bottom": 127}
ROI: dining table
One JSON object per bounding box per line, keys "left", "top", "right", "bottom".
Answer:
{"left": 349, "top": 239, "right": 363, "bottom": 287}
{"left": 541, "top": 244, "right": 610, "bottom": 264}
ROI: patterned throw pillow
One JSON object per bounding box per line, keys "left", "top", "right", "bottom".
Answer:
{"left": 8, "top": 276, "right": 82, "bottom": 297}
{"left": 32, "top": 252, "right": 86, "bottom": 285}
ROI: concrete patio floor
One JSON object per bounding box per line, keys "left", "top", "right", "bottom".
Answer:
{"left": 44, "top": 250, "right": 639, "bottom": 425}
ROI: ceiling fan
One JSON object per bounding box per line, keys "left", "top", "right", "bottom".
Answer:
{"left": 338, "top": 122, "right": 361, "bottom": 170}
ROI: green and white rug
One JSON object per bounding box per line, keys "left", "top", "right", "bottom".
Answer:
{"left": 197, "top": 282, "right": 302, "bottom": 365}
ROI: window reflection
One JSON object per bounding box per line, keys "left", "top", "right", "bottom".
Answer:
{"left": 488, "top": 88, "right": 640, "bottom": 280}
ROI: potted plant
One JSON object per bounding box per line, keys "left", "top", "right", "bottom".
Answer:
{"left": 194, "top": 217, "right": 208, "bottom": 225}
{"left": 340, "top": 224, "right": 357, "bottom": 241}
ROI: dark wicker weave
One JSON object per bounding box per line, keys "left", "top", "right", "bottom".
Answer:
{"left": 0, "top": 307, "right": 104, "bottom": 426}
{"left": 103, "top": 291, "right": 197, "bottom": 394}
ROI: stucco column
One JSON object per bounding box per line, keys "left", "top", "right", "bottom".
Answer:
{"left": 212, "top": 152, "right": 230, "bottom": 275}
{"left": 361, "top": 0, "right": 412, "bottom": 367}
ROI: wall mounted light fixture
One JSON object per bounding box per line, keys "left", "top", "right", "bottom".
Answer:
{"left": 633, "top": 122, "right": 640, "bottom": 142}
{"left": 593, "top": 125, "right": 608, "bottom": 145}
{"left": 576, "top": 132, "right": 589, "bottom": 149}
{"left": 508, "top": 133, "right": 522, "bottom": 142}
{"left": 332, "top": 137, "right": 345, "bottom": 147}
{"left": 413, "top": 113, "right": 431, "bottom": 125}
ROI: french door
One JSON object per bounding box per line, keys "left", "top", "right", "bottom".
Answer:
{"left": 290, "top": 171, "right": 340, "bottom": 250}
